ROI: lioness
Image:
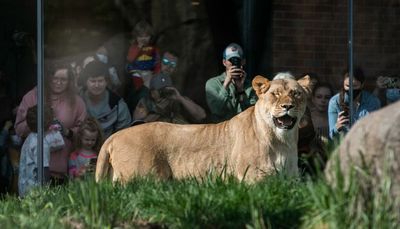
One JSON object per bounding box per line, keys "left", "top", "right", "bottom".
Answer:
{"left": 96, "top": 75, "right": 313, "bottom": 183}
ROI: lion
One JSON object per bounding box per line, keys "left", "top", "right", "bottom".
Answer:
{"left": 95, "top": 75, "right": 313, "bottom": 183}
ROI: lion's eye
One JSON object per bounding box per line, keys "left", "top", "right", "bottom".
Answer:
{"left": 271, "top": 91, "right": 280, "bottom": 97}
{"left": 293, "top": 91, "right": 302, "bottom": 97}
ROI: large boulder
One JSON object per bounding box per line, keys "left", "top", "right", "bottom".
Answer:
{"left": 325, "top": 100, "right": 400, "bottom": 199}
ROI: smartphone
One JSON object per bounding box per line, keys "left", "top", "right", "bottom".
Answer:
{"left": 341, "top": 103, "right": 349, "bottom": 117}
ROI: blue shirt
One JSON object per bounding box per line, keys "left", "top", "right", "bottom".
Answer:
{"left": 328, "top": 91, "right": 381, "bottom": 138}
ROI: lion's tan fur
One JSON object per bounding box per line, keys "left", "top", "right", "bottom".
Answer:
{"left": 95, "top": 75, "right": 313, "bottom": 183}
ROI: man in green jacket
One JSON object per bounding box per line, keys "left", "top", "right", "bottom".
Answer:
{"left": 205, "top": 43, "right": 257, "bottom": 123}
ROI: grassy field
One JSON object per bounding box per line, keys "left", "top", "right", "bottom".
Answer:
{"left": 0, "top": 168, "right": 398, "bottom": 228}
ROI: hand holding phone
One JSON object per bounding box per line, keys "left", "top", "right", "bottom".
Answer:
{"left": 336, "top": 111, "right": 349, "bottom": 132}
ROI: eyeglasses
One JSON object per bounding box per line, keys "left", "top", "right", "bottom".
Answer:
{"left": 52, "top": 77, "right": 68, "bottom": 84}
{"left": 162, "top": 58, "right": 177, "bottom": 68}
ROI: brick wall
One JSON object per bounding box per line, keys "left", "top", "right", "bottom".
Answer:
{"left": 272, "top": 0, "right": 400, "bottom": 90}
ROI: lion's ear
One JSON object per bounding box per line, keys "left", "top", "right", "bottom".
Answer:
{"left": 297, "top": 75, "right": 316, "bottom": 97}
{"left": 252, "top": 75, "right": 270, "bottom": 97}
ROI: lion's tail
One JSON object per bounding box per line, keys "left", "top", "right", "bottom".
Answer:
{"left": 95, "top": 142, "right": 112, "bottom": 182}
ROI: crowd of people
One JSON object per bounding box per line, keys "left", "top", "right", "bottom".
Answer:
{"left": 0, "top": 20, "right": 399, "bottom": 197}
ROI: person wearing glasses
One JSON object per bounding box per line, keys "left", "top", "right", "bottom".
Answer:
{"left": 160, "top": 52, "right": 177, "bottom": 76}
{"left": 133, "top": 52, "right": 206, "bottom": 124}
{"left": 205, "top": 43, "right": 257, "bottom": 123}
{"left": 127, "top": 51, "right": 177, "bottom": 115}
{"left": 14, "top": 62, "right": 87, "bottom": 184}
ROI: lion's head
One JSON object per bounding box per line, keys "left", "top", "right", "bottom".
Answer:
{"left": 252, "top": 75, "right": 314, "bottom": 133}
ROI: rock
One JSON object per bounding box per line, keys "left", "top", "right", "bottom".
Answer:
{"left": 325, "top": 100, "right": 400, "bottom": 201}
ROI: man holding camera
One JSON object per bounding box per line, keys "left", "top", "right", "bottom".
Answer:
{"left": 205, "top": 43, "right": 257, "bottom": 123}
{"left": 133, "top": 52, "right": 206, "bottom": 124}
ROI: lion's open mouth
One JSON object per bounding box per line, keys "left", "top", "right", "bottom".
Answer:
{"left": 273, "top": 115, "right": 297, "bottom": 130}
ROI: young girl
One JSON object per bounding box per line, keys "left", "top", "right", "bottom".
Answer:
{"left": 68, "top": 117, "right": 103, "bottom": 178}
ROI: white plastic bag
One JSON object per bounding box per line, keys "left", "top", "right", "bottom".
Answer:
{"left": 45, "top": 131, "right": 65, "bottom": 151}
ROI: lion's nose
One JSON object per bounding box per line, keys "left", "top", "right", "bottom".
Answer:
{"left": 281, "top": 104, "right": 294, "bottom": 110}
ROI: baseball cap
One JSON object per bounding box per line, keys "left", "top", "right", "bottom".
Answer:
{"left": 150, "top": 74, "right": 173, "bottom": 90}
{"left": 223, "top": 43, "right": 243, "bottom": 60}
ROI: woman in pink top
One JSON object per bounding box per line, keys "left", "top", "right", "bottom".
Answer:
{"left": 15, "top": 62, "right": 87, "bottom": 182}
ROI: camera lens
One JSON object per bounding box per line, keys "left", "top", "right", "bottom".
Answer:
{"left": 159, "top": 88, "right": 172, "bottom": 97}
{"left": 229, "top": 57, "right": 242, "bottom": 68}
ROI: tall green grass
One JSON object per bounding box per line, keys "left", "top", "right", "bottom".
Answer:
{"left": 302, "top": 151, "right": 400, "bottom": 229}
{"left": 0, "top": 158, "right": 399, "bottom": 228}
{"left": 0, "top": 174, "right": 308, "bottom": 228}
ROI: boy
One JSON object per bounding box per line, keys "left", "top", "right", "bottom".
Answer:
{"left": 18, "top": 105, "right": 53, "bottom": 196}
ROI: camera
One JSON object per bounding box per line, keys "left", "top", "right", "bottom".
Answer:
{"left": 159, "top": 88, "right": 175, "bottom": 98}
{"left": 229, "top": 57, "right": 242, "bottom": 68}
